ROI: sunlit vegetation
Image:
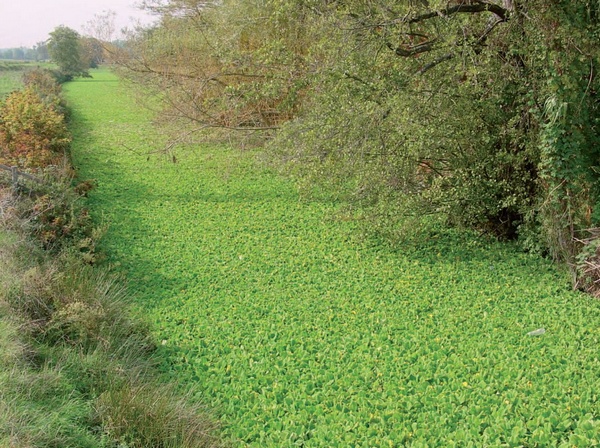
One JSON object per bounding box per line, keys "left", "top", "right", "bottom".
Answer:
{"left": 67, "top": 69, "right": 600, "bottom": 446}
{"left": 0, "top": 69, "right": 221, "bottom": 448}
{"left": 117, "top": 1, "right": 600, "bottom": 291}
{"left": 2, "top": 0, "right": 599, "bottom": 444}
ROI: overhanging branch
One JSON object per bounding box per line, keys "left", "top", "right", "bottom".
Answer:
{"left": 417, "top": 53, "right": 455, "bottom": 74}
{"left": 387, "top": 39, "right": 437, "bottom": 57}
{"left": 406, "top": 1, "right": 508, "bottom": 24}
{"left": 384, "top": 2, "right": 509, "bottom": 72}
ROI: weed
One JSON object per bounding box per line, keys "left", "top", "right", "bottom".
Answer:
{"left": 96, "top": 382, "right": 221, "bottom": 448}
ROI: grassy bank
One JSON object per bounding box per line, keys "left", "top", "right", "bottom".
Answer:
{"left": 0, "top": 69, "right": 221, "bottom": 447}
{"left": 0, "top": 205, "right": 220, "bottom": 447}
{"left": 68, "top": 69, "right": 600, "bottom": 446}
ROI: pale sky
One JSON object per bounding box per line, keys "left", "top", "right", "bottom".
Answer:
{"left": 0, "top": 0, "right": 156, "bottom": 48}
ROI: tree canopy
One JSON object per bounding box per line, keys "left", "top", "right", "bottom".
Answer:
{"left": 47, "top": 26, "right": 91, "bottom": 80}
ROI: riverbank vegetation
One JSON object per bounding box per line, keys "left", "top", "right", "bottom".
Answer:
{"left": 118, "top": 0, "right": 600, "bottom": 291}
{"left": 0, "top": 69, "right": 220, "bottom": 447}
{"left": 65, "top": 69, "right": 600, "bottom": 446}
{"left": 2, "top": 0, "right": 600, "bottom": 445}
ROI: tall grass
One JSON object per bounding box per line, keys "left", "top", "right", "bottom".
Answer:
{"left": 0, "top": 182, "right": 222, "bottom": 447}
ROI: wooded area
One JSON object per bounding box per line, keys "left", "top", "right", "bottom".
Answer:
{"left": 112, "top": 0, "right": 600, "bottom": 290}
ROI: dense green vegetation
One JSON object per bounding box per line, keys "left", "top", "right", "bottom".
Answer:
{"left": 0, "top": 68, "right": 220, "bottom": 448}
{"left": 0, "top": 188, "right": 220, "bottom": 448}
{"left": 48, "top": 26, "right": 92, "bottom": 81}
{"left": 2, "top": 0, "right": 598, "bottom": 444}
{"left": 68, "top": 69, "right": 600, "bottom": 446}
{"left": 118, "top": 0, "right": 600, "bottom": 289}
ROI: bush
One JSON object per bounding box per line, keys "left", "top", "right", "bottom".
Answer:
{"left": 23, "top": 68, "right": 69, "bottom": 117}
{"left": 23, "top": 69, "right": 62, "bottom": 99}
{"left": 0, "top": 87, "right": 70, "bottom": 168}
{"left": 1, "top": 178, "right": 97, "bottom": 254}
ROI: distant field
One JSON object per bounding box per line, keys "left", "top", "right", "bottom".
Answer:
{"left": 0, "top": 60, "right": 53, "bottom": 97}
{"left": 67, "top": 70, "right": 600, "bottom": 446}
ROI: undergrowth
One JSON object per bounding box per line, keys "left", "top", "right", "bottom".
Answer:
{"left": 0, "top": 177, "right": 221, "bottom": 448}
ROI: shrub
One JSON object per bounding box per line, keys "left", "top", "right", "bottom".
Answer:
{"left": 0, "top": 87, "right": 70, "bottom": 168}
{"left": 23, "top": 69, "right": 62, "bottom": 99}
{"left": 22, "top": 68, "right": 69, "bottom": 118}
{"left": 1, "top": 179, "right": 96, "bottom": 254}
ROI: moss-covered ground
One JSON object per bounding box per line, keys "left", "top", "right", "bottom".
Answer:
{"left": 67, "top": 69, "right": 600, "bottom": 447}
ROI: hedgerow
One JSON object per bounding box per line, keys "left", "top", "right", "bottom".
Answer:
{"left": 0, "top": 69, "right": 70, "bottom": 169}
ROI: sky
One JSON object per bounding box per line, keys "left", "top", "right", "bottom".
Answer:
{"left": 0, "top": 0, "right": 157, "bottom": 48}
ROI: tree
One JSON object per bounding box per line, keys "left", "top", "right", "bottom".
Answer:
{"left": 114, "top": 0, "right": 313, "bottom": 136}
{"left": 80, "top": 37, "right": 105, "bottom": 68}
{"left": 117, "top": 0, "right": 600, "bottom": 286}
{"left": 272, "top": 0, "right": 599, "bottom": 253}
{"left": 83, "top": 10, "right": 117, "bottom": 43}
{"left": 47, "top": 26, "right": 90, "bottom": 80}
{"left": 12, "top": 48, "right": 25, "bottom": 60}
{"left": 34, "top": 41, "right": 50, "bottom": 61}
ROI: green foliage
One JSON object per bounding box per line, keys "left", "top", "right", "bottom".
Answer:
{"left": 533, "top": 4, "right": 600, "bottom": 265}
{"left": 0, "top": 231, "right": 110, "bottom": 448}
{"left": 0, "top": 228, "right": 221, "bottom": 447}
{"left": 0, "top": 70, "right": 222, "bottom": 448}
{"left": 0, "top": 185, "right": 217, "bottom": 448}
{"left": 125, "top": 0, "right": 600, "bottom": 281}
{"left": 23, "top": 68, "right": 70, "bottom": 116}
{"left": 68, "top": 69, "right": 600, "bottom": 446}
{"left": 48, "top": 26, "right": 91, "bottom": 81}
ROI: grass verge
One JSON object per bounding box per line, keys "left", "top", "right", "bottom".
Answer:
{"left": 0, "top": 61, "right": 54, "bottom": 98}
{"left": 0, "top": 73, "right": 222, "bottom": 447}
